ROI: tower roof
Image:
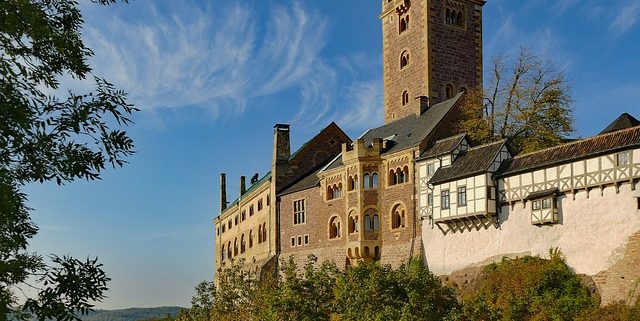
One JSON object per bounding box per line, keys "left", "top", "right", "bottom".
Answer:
{"left": 599, "top": 113, "right": 640, "bottom": 135}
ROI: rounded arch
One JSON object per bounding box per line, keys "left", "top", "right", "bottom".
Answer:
{"left": 363, "top": 207, "right": 379, "bottom": 232}
{"left": 348, "top": 209, "right": 359, "bottom": 234}
{"left": 240, "top": 234, "right": 246, "bottom": 253}
{"left": 233, "top": 238, "right": 238, "bottom": 256}
{"left": 262, "top": 223, "right": 267, "bottom": 242}
{"left": 249, "top": 230, "right": 254, "bottom": 248}
{"left": 390, "top": 202, "right": 407, "bottom": 229}
{"left": 402, "top": 90, "right": 409, "bottom": 106}
{"left": 221, "top": 244, "right": 226, "bottom": 262}
{"left": 445, "top": 84, "right": 454, "bottom": 99}
{"left": 328, "top": 215, "right": 342, "bottom": 239}
{"left": 400, "top": 50, "right": 409, "bottom": 69}
{"left": 227, "top": 241, "right": 232, "bottom": 259}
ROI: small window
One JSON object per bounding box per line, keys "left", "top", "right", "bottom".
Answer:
{"left": 304, "top": 235, "right": 309, "bottom": 245}
{"left": 372, "top": 173, "right": 379, "bottom": 188}
{"left": 400, "top": 51, "right": 409, "bottom": 69}
{"left": 445, "top": 8, "right": 465, "bottom": 27}
{"left": 399, "top": 15, "right": 409, "bottom": 33}
{"left": 222, "top": 225, "right": 226, "bottom": 233}
{"left": 291, "top": 237, "right": 296, "bottom": 247}
{"left": 445, "top": 85, "right": 454, "bottom": 99}
{"left": 402, "top": 91, "right": 409, "bottom": 106}
{"left": 427, "top": 193, "right": 433, "bottom": 206}
{"left": 228, "top": 220, "right": 232, "bottom": 229}
{"left": 249, "top": 206, "right": 254, "bottom": 216}
{"left": 297, "top": 236, "right": 303, "bottom": 246}
{"left": 458, "top": 186, "right": 467, "bottom": 206}
{"left": 241, "top": 210, "right": 246, "bottom": 221}
{"left": 441, "top": 190, "right": 450, "bottom": 209}
{"left": 542, "top": 198, "right": 552, "bottom": 209}
{"left": 329, "top": 217, "right": 341, "bottom": 239}
{"left": 532, "top": 200, "right": 541, "bottom": 210}
{"left": 266, "top": 195, "right": 270, "bottom": 206}
{"left": 617, "top": 152, "right": 631, "bottom": 166}
{"left": 637, "top": 197, "right": 640, "bottom": 210}
{"left": 257, "top": 199, "right": 263, "bottom": 211}
{"left": 427, "top": 163, "right": 435, "bottom": 176}
{"left": 235, "top": 215, "right": 239, "bottom": 225}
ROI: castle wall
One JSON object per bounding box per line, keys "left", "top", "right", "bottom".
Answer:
{"left": 422, "top": 182, "right": 640, "bottom": 303}
{"left": 279, "top": 186, "right": 348, "bottom": 270}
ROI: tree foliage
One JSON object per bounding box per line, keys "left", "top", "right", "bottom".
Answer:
{"left": 449, "top": 251, "right": 596, "bottom": 321}
{"left": 458, "top": 48, "right": 574, "bottom": 154}
{"left": 1, "top": 0, "right": 136, "bottom": 320}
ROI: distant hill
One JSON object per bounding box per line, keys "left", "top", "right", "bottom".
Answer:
{"left": 81, "top": 306, "right": 184, "bottom": 321}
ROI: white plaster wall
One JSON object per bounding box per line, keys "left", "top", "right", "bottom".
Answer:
{"left": 423, "top": 182, "right": 640, "bottom": 276}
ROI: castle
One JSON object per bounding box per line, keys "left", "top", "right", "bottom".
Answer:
{"left": 213, "top": 0, "right": 640, "bottom": 304}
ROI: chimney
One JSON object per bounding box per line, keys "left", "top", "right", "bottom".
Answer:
{"left": 220, "top": 173, "right": 227, "bottom": 212}
{"left": 240, "top": 176, "right": 246, "bottom": 196}
{"left": 273, "top": 124, "right": 291, "bottom": 161}
{"left": 417, "top": 96, "right": 430, "bottom": 115}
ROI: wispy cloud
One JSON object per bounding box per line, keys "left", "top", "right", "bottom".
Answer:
{"left": 75, "top": 1, "right": 383, "bottom": 130}
{"left": 610, "top": 2, "right": 640, "bottom": 34}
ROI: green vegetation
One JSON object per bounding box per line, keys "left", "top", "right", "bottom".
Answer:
{"left": 174, "top": 253, "right": 639, "bottom": 321}
{"left": 458, "top": 48, "right": 574, "bottom": 154}
{"left": 1, "top": 1, "right": 136, "bottom": 320}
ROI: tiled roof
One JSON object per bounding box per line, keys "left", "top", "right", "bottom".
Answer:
{"left": 324, "top": 154, "right": 343, "bottom": 171}
{"left": 498, "top": 125, "right": 640, "bottom": 177}
{"left": 417, "top": 133, "right": 466, "bottom": 160}
{"left": 599, "top": 113, "right": 640, "bottom": 135}
{"left": 360, "top": 93, "right": 463, "bottom": 155}
{"left": 429, "top": 141, "right": 505, "bottom": 185}
{"left": 278, "top": 166, "right": 323, "bottom": 196}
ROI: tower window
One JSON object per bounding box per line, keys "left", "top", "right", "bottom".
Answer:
{"left": 400, "top": 51, "right": 409, "bottom": 69}
{"left": 399, "top": 15, "right": 409, "bottom": 34}
{"left": 402, "top": 91, "right": 409, "bottom": 106}
{"left": 446, "top": 8, "right": 465, "bottom": 27}
{"left": 445, "top": 85, "right": 454, "bottom": 99}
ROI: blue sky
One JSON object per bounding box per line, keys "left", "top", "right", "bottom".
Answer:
{"left": 24, "top": 0, "right": 640, "bottom": 309}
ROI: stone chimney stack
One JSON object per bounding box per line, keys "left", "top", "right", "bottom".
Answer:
{"left": 240, "top": 176, "right": 246, "bottom": 196}
{"left": 273, "top": 124, "right": 291, "bottom": 161}
{"left": 220, "top": 173, "right": 227, "bottom": 212}
{"left": 272, "top": 124, "right": 292, "bottom": 192}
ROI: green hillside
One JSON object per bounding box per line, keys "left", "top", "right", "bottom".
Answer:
{"left": 81, "top": 306, "right": 184, "bottom": 321}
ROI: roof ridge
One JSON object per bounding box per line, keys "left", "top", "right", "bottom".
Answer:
{"left": 434, "top": 133, "right": 466, "bottom": 143}
{"left": 513, "top": 125, "right": 640, "bottom": 159}
{"left": 466, "top": 139, "right": 505, "bottom": 151}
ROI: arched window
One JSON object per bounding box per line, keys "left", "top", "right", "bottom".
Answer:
{"left": 457, "top": 12, "right": 463, "bottom": 26}
{"left": 403, "top": 166, "right": 409, "bottom": 183}
{"left": 364, "top": 214, "right": 372, "bottom": 232}
{"left": 329, "top": 217, "right": 341, "bottom": 239}
{"left": 258, "top": 226, "right": 263, "bottom": 244}
{"left": 391, "top": 204, "right": 406, "bottom": 229}
{"left": 445, "top": 85, "right": 454, "bottom": 99}
{"left": 257, "top": 199, "right": 263, "bottom": 211}
{"left": 389, "top": 169, "right": 396, "bottom": 186}
{"left": 234, "top": 238, "right": 238, "bottom": 256}
{"left": 227, "top": 241, "right": 232, "bottom": 258}
{"left": 373, "top": 214, "right": 380, "bottom": 231}
{"left": 240, "top": 234, "right": 246, "bottom": 253}
{"left": 374, "top": 246, "right": 380, "bottom": 261}
{"left": 262, "top": 223, "right": 267, "bottom": 242}
{"left": 348, "top": 175, "right": 358, "bottom": 191}
{"left": 266, "top": 195, "right": 270, "bottom": 206}
{"left": 228, "top": 220, "right": 232, "bottom": 229}
{"left": 249, "top": 205, "right": 254, "bottom": 216}
{"left": 349, "top": 212, "right": 359, "bottom": 234}
{"left": 400, "top": 51, "right": 409, "bottom": 69}
{"left": 399, "top": 16, "right": 408, "bottom": 34}
{"left": 241, "top": 210, "right": 246, "bottom": 221}
{"left": 451, "top": 10, "right": 458, "bottom": 25}
{"left": 363, "top": 173, "right": 370, "bottom": 189}
{"left": 221, "top": 245, "right": 226, "bottom": 262}
{"left": 402, "top": 91, "right": 409, "bottom": 106}
{"left": 249, "top": 230, "right": 254, "bottom": 248}
{"left": 446, "top": 9, "right": 452, "bottom": 24}
{"left": 372, "top": 173, "right": 379, "bottom": 188}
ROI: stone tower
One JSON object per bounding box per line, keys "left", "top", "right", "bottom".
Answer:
{"left": 381, "top": 0, "right": 484, "bottom": 123}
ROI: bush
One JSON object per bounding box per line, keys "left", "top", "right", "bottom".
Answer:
{"left": 449, "top": 251, "right": 597, "bottom": 321}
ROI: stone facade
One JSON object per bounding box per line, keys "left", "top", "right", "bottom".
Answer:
{"left": 381, "top": 0, "right": 483, "bottom": 123}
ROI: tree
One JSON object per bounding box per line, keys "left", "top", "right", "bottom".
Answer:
{"left": 1, "top": 0, "right": 136, "bottom": 320}
{"left": 458, "top": 48, "right": 574, "bottom": 154}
